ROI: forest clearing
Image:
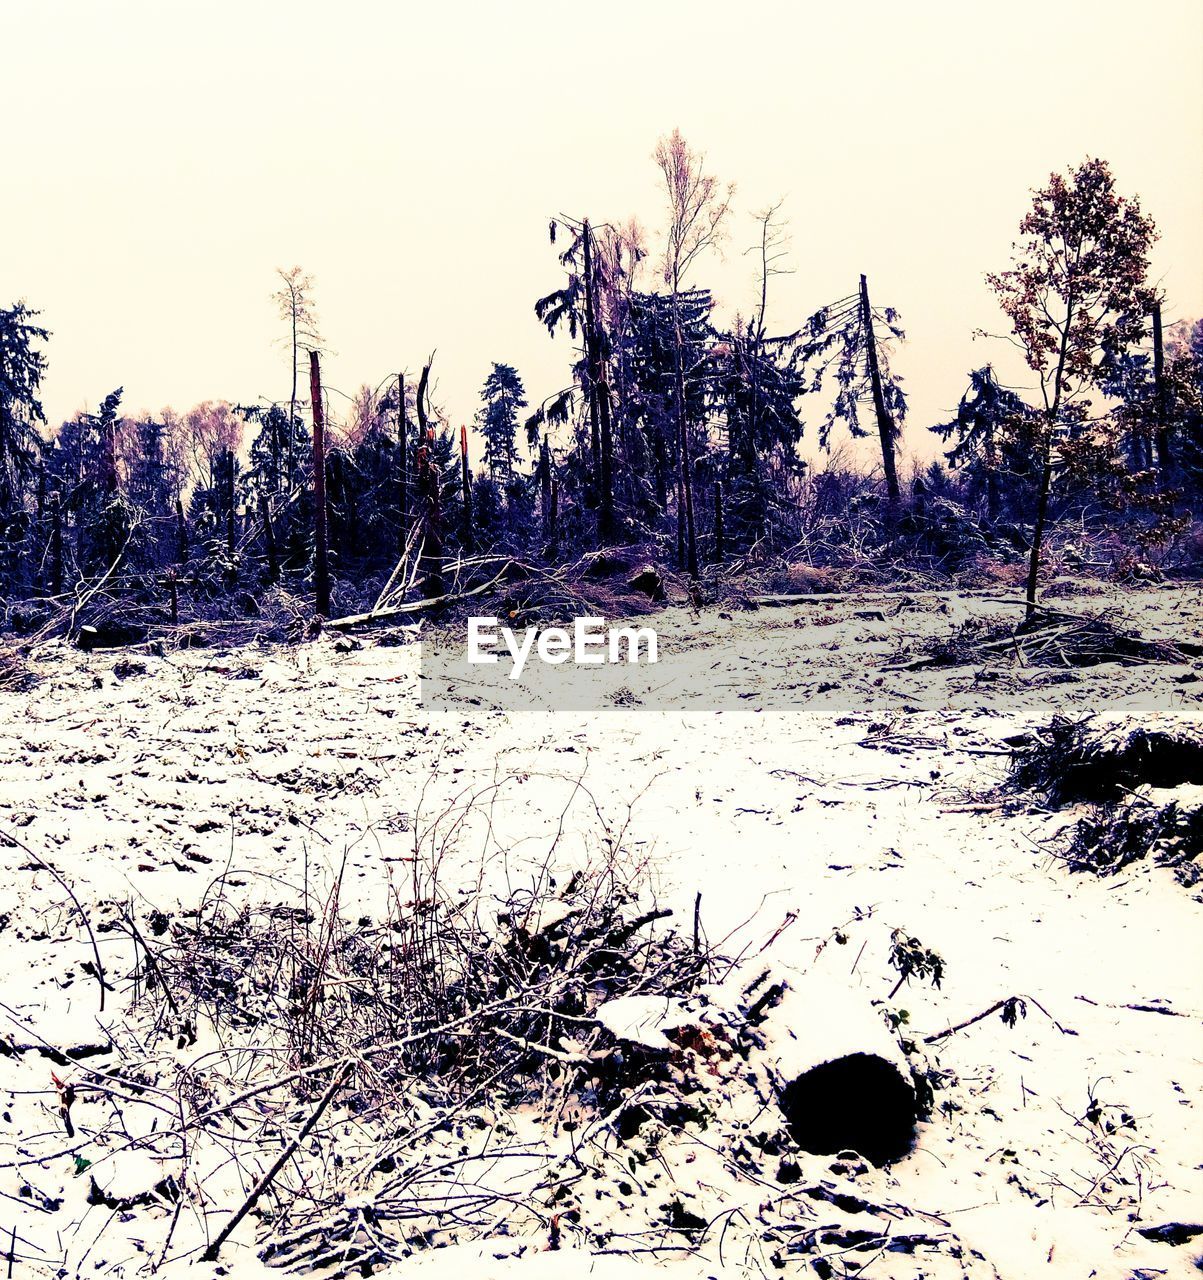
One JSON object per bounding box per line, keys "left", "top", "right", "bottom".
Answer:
{"left": 1, "top": 578, "right": 1201, "bottom": 1278}
{"left": 3, "top": 2, "right": 1202, "bottom": 1276}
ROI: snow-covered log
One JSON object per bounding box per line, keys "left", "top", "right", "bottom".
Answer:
{"left": 761, "top": 969, "right": 917, "bottom": 1166}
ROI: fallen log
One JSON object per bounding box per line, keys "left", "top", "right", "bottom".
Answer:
{"left": 760, "top": 969, "right": 917, "bottom": 1166}
{"left": 0, "top": 1039, "right": 113, "bottom": 1065}
{"left": 1137, "top": 1222, "right": 1203, "bottom": 1245}
{"left": 887, "top": 615, "right": 1203, "bottom": 673}
{"left": 322, "top": 609, "right": 422, "bottom": 633}
{"left": 324, "top": 567, "right": 510, "bottom": 630}
{"left": 750, "top": 588, "right": 1057, "bottom": 609}
{"left": 76, "top": 622, "right": 148, "bottom": 650}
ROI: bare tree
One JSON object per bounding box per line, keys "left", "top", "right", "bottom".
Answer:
{"left": 749, "top": 201, "right": 791, "bottom": 336}
{"left": 170, "top": 401, "right": 244, "bottom": 498}
{"left": 739, "top": 201, "right": 792, "bottom": 468}
{"left": 272, "top": 267, "right": 323, "bottom": 489}
{"left": 654, "top": 129, "right": 733, "bottom": 575}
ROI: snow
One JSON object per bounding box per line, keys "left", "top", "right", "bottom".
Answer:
{"left": 1, "top": 580, "right": 1201, "bottom": 1278}
{"left": 401, "top": 1243, "right": 718, "bottom": 1277}
{"left": 594, "top": 995, "right": 690, "bottom": 1050}
{"left": 759, "top": 958, "right": 914, "bottom": 1083}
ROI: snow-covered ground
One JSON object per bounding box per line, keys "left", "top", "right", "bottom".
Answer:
{"left": 1, "top": 582, "right": 1201, "bottom": 1279}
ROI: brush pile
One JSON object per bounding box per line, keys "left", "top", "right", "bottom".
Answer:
{"left": 91, "top": 859, "right": 728, "bottom": 1273}
{"left": 1009, "top": 715, "right": 1203, "bottom": 805}
{"left": 147, "top": 862, "right": 704, "bottom": 1109}
{"left": 903, "top": 608, "right": 1203, "bottom": 672}
{"left": 1067, "top": 787, "right": 1203, "bottom": 885}
{"left": 4, "top": 844, "right": 986, "bottom": 1277}
{"left": 0, "top": 645, "right": 37, "bottom": 691}
{"left": 1008, "top": 715, "right": 1203, "bottom": 889}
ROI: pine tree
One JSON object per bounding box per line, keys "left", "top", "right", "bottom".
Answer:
{"left": 62, "top": 389, "right": 132, "bottom": 577}
{"left": 799, "top": 280, "right": 908, "bottom": 503}
{"left": 1165, "top": 320, "right": 1203, "bottom": 491}
{"left": 931, "top": 366, "right": 1035, "bottom": 522}
{"left": 243, "top": 404, "right": 310, "bottom": 499}
{"left": 477, "top": 363, "right": 527, "bottom": 479}
{"left": 0, "top": 303, "right": 50, "bottom": 541}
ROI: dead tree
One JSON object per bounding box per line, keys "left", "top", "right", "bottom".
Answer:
{"left": 860, "top": 274, "right": 901, "bottom": 506}
{"left": 397, "top": 371, "right": 409, "bottom": 549}
{"left": 273, "top": 268, "right": 322, "bottom": 489}
{"left": 800, "top": 280, "right": 907, "bottom": 509}
{"left": 582, "top": 220, "right": 615, "bottom": 539}
{"left": 416, "top": 434, "right": 444, "bottom": 598}
{"left": 459, "top": 425, "right": 474, "bottom": 554}
{"left": 412, "top": 355, "right": 444, "bottom": 595}
{"left": 1153, "top": 302, "right": 1171, "bottom": 475}
{"left": 655, "top": 130, "right": 732, "bottom": 577}
{"left": 415, "top": 356, "right": 433, "bottom": 439}
{"left": 308, "top": 350, "right": 331, "bottom": 617}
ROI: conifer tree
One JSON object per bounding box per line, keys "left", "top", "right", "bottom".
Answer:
{"left": 477, "top": 363, "right": 527, "bottom": 479}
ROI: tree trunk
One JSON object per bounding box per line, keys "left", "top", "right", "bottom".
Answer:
{"left": 1026, "top": 286, "right": 1076, "bottom": 619}
{"left": 459, "top": 425, "right": 474, "bottom": 553}
{"left": 581, "top": 220, "right": 601, "bottom": 493}
{"left": 308, "top": 351, "right": 331, "bottom": 617}
{"left": 539, "top": 435, "right": 553, "bottom": 536}
{"left": 860, "top": 274, "right": 901, "bottom": 506}
{"left": 713, "top": 479, "right": 725, "bottom": 563}
{"left": 413, "top": 358, "right": 444, "bottom": 594}
{"left": 175, "top": 498, "right": 187, "bottom": 563}
{"left": 397, "top": 373, "right": 409, "bottom": 550}
{"left": 226, "top": 453, "right": 236, "bottom": 560}
{"left": 416, "top": 358, "right": 433, "bottom": 438}
{"left": 1024, "top": 445, "right": 1053, "bottom": 621}
{"left": 287, "top": 308, "right": 298, "bottom": 490}
{"left": 672, "top": 301, "right": 699, "bottom": 577}
{"left": 417, "top": 435, "right": 444, "bottom": 597}
{"left": 1152, "top": 302, "right": 1171, "bottom": 475}
{"left": 984, "top": 420, "right": 1000, "bottom": 525}
{"left": 597, "top": 376, "right": 615, "bottom": 541}
{"left": 769, "top": 971, "right": 917, "bottom": 1167}
{"left": 51, "top": 493, "right": 64, "bottom": 597}
{"left": 260, "top": 493, "right": 279, "bottom": 583}
{"left": 580, "top": 220, "right": 616, "bottom": 538}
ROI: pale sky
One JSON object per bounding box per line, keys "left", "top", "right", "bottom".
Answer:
{"left": 6, "top": 0, "right": 1202, "bottom": 468}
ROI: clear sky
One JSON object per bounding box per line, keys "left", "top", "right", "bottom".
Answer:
{"left": 6, "top": 0, "right": 1202, "bottom": 467}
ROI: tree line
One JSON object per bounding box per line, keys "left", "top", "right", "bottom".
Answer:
{"left": 1, "top": 137, "right": 1201, "bottom": 632}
